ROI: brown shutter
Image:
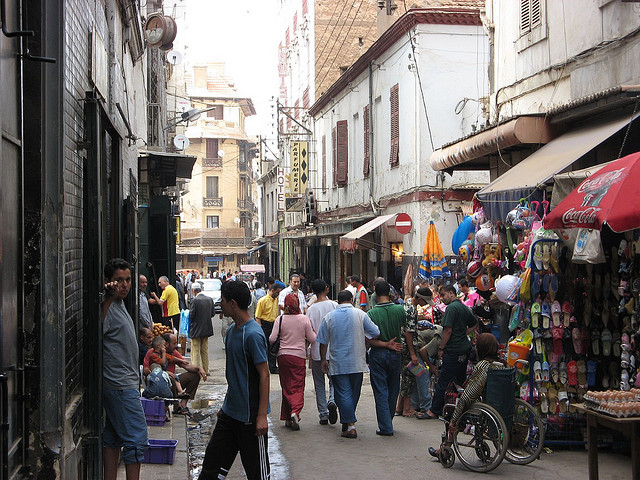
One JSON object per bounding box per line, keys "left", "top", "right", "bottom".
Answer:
{"left": 336, "top": 120, "right": 348, "bottom": 186}
{"left": 363, "top": 105, "right": 370, "bottom": 177}
{"left": 390, "top": 84, "right": 399, "bottom": 167}
{"left": 322, "top": 134, "right": 327, "bottom": 193}
{"left": 332, "top": 126, "right": 337, "bottom": 187}
{"left": 206, "top": 138, "right": 219, "bottom": 159}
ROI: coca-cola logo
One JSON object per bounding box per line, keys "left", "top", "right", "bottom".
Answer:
{"left": 578, "top": 169, "right": 625, "bottom": 194}
{"left": 562, "top": 207, "right": 601, "bottom": 226}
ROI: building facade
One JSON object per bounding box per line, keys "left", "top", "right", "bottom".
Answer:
{"left": 176, "top": 64, "right": 258, "bottom": 275}
{"left": 430, "top": 0, "right": 640, "bottom": 221}
{"left": 297, "top": 6, "right": 489, "bottom": 294}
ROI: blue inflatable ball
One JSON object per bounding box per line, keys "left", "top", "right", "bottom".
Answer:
{"left": 452, "top": 216, "right": 474, "bottom": 254}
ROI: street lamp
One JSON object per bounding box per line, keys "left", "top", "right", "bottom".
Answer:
{"left": 165, "top": 108, "right": 202, "bottom": 130}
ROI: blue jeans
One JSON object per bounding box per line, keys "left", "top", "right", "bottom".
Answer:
{"left": 330, "top": 373, "right": 363, "bottom": 424}
{"left": 368, "top": 347, "right": 402, "bottom": 434}
{"left": 103, "top": 389, "right": 149, "bottom": 464}
{"left": 311, "top": 360, "right": 335, "bottom": 420}
{"left": 431, "top": 349, "right": 471, "bottom": 415}
{"left": 410, "top": 359, "right": 432, "bottom": 411}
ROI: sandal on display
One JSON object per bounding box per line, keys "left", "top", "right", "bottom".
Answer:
{"left": 540, "top": 389, "right": 549, "bottom": 414}
{"left": 558, "top": 389, "right": 569, "bottom": 413}
{"left": 551, "top": 301, "right": 562, "bottom": 327}
{"left": 548, "top": 387, "right": 559, "bottom": 414}
{"left": 612, "top": 331, "right": 621, "bottom": 357}
{"left": 577, "top": 359, "right": 588, "bottom": 387}
{"left": 541, "top": 302, "right": 552, "bottom": 329}
{"left": 572, "top": 328, "right": 582, "bottom": 355}
{"left": 587, "top": 360, "right": 597, "bottom": 387}
{"left": 591, "top": 329, "right": 601, "bottom": 356}
{"left": 559, "top": 361, "right": 568, "bottom": 385}
{"left": 567, "top": 360, "right": 578, "bottom": 386}
{"left": 533, "top": 361, "right": 542, "bottom": 382}
{"left": 531, "top": 302, "right": 541, "bottom": 329}
{"left": 601, "top": 328, "right": 613, "bottom": 357}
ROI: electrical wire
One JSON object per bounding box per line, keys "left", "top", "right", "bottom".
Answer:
{"left": 407, "top": 30, "right": 435, "bottom": 151}
{"left": 314, "top": 0, "right": 353, "bottom": 69}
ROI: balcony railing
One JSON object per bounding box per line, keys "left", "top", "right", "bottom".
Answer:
{"left": 178, "top": 228, "right": 253, "bottom": 248}
{"left": 203, "top": 197, "right": 223, "bottom": 207}
{"left": 202, "top": 157, "right": 223, "bottom": 168}
{"left": 237, "top": 198, "right": 256, "bottom": 211}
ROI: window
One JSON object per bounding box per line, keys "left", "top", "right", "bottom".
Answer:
{"left": 303, "top": 87, "right": 310, "bottom": 109}
{"left": 516, "top": 0, "right": 546, "bottom": 51}
{"left": 206, "top": 105, "right": 224, "bottom": 120}
{"left": 206, "top": 138, "right": 219, "bottom": 159}
{"left": 390, "top": 84, "right": 399, "bottom": 168}
{"left": 206, "top": 215, "right": 219, "bottom": 229}
{"left": 519, "top": 0, "right": 541, "bottom": 35}
{"left": 322, "top": 134, "right": 327, "bottom": 193}
{"left": 363, "top": 105, "right": 370, "bottom": 177}
{"left": 335, "top": 120, "right": 348, "bottom": 186}
{"left": 206, "top": 176, "right": 219, "bottom": 198}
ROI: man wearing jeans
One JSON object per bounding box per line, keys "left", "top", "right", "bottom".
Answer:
{"left": 306, "top": 279, "right": 338, "bottom": 425}
{"left": 102, "top": 258, "right": 148, "bottom": 480}
{"left": 426, "top": 284, "right": 478, "bottom": 419}
{"left": 366, "top": 280, "right": 406, "bottom": 436}
{"left": 318, "top": 290, "right": 380, "bottom": 439}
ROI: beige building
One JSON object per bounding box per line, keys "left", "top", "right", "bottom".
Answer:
{"left": 177, "top": 63, "right": 258, "bottom": 275}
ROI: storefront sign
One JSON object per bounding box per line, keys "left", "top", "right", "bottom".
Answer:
{"left": 205, "top": 256, "right": 223, "bottom": 262}
{"left": 277, "top": 167, "right": 286, "bottom": 212}
{"left": 289, "top": 141, "right": 308, "bottom": 194}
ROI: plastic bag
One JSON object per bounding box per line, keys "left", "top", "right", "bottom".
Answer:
{"left": 179, "top": 309, "right": 190, "bottom": 337}
{"left": 572, "top": 228, "right": 606, "bottom": 264}
{"left": 506, "top": 201, "right": 532, "bottom": 229}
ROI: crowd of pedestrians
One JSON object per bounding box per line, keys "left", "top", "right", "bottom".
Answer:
{"left": 102, "top": 256, "right": 489, "bottom": 480}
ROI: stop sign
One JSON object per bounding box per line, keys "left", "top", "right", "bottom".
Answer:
{"left": 395, "top": 213, "right": 412, "bottom": 234}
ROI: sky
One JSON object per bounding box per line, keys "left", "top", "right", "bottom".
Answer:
{"left": 169, "top": 0, "right": 280, "bottom": 140}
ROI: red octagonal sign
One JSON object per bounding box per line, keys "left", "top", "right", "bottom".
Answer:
{"left": 395, "top": 213, "right": 412, "bottom": 234}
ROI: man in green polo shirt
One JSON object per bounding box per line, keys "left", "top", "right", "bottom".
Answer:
{"left": 366, "top": 280, "right": 406, "bottom": 436}
{"left": 426, "top": 284, "right": 478, "bottom": 419}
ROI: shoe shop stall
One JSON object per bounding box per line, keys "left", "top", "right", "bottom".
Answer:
{"left": 453, "top": 151, "right": 640, "bottom": 450}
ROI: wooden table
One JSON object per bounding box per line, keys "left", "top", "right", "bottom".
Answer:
{"left": 573, "top": 404, "right": 640, "bottom": 480}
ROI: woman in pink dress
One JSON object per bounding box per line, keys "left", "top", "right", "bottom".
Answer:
{"left": 269, "top": 293, "right": 316, "bottom": 430}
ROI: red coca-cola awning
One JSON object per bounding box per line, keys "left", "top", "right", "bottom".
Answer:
{"left": 544, "top": 151, "right": 640, "bottom": 233}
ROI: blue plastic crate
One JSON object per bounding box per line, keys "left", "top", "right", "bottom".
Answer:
{"left": 143, "top": 439, "right": 178, "bottom": 464}
{"left": 140, "top": 398, "right": 164, "bottom": 416}
{"left": 145, "top": 414, "right": 165, "bottom": 426}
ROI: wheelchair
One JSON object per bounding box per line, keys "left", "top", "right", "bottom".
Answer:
{"left": 436, "top": 366, "right": 545, "bottom": 473}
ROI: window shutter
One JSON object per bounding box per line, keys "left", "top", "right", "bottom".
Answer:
{"left": 332, "top": 127, "right": 337, "bottom": 187}
{"left": 530, "top": 0, "right": 541, "bottom": 29}
{"left": 322, "top": 134, "right": 327, "bottom": 193}
{"left": 206, "top": 138, "right": 219, "bottom": 159}
{"left": 302, "top": 0, "right": 308, "bottom": 15}
{"left": 520, "top": 0, "right": 530, "bottom": 33}
{"left": 206, "top": 176, "right": 219, "bottom": 198}
{"left": 336, "top": 120, "right": 349, "bottom": 186}
{"left": 390, "top": 84, "right": 399, "bottom": 167}
{"left": 363, "top": 105, "right": 370, "bottom": 177}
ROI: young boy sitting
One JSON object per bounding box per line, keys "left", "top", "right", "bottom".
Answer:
{"left": 145, "top": 336, "right": 189, "bottom": 399}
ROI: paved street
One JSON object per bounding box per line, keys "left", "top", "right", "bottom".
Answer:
{"left": 188, "top": 317, "right": 634, "bottom": 480}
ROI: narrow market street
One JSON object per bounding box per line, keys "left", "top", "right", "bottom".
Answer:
{"left": 182, "top": 318, "right": 632, "bottom": 479}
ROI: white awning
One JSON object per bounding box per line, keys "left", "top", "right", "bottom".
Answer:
{"left": 339, "top": 214, "right": 397, "bottom": 251}
{"left": 240, "top": 264, "right": 265, "bottom": 273}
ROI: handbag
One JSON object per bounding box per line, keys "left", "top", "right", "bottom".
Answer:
{"left": 269, "top": 315, "right": 284, "bottom": 356}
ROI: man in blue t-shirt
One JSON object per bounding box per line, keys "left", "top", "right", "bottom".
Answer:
{"left": 199, "top": 281, "right": 270, "bottom": 480}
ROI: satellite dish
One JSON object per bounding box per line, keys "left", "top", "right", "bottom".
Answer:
{"left": 173, "top": 134, "right": 190, "bottom": 150}
{"left": 167, "top": 51, "right": 182, "bottom": 65}
{"left": 218, "top": 149, "right": 225, "bottom": 157}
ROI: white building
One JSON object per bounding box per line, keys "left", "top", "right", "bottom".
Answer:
{"left": 289, "top": 6, "right": 490, "bottom": 292}
{"left": 431, "top": 0, "right": 640, "bottom": 221}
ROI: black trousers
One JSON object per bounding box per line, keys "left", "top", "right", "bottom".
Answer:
{"left": 161, "top": 313, "right": 180, "bottom": 333}
{"left": 199, "top": 411, "right": 270, "bottom": 480}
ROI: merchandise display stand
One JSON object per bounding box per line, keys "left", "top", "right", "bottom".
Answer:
{"left": 573, "top": 404, "right": 640, "bottom": 480}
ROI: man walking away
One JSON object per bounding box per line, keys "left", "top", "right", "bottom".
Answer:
{"left": 317, "top": 290, "right": 380, "bottom": 439}
{"left": 255, "top": 281, "right": 285, "bottom": 373}
{"left": 366, "top": 280, "right": 406, "bottom": 436}
{"left": 102, "top": 258, "right": 148, "bottom": 480}
{"left": 425, "top": 284, "right": 478, "bottom": 419}
{"left": 199, "top": 281, "right": 270, "bottom": 480}
{"left": 306, "top": 279, "right": 338, "bottom": 425}
{"left": 189, "top": 283, "right": 215, "bottom": 373}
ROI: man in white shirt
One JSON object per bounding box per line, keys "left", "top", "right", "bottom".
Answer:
{"left": 345, "top": 276, "right": 357, "bottom": 299}
{"left": 278, "top": 273, "right": 307, "bottom": 314}
{"left": 306, "top": 279, "right": 338, "bottom": 425}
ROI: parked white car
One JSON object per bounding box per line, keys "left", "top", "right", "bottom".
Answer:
{"left": 197, "top": 279, "right": 222, "bottom": 313}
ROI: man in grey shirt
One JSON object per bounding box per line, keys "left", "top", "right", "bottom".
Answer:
{"left": 138, "top": 274, "right": 154, "bottom": 329}
{"left": 102, "top": 258, "right": 148, "bottom": 480}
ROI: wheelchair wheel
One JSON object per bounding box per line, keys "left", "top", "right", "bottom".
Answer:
{"left": 439, "top": 445, "right": 455, "bottom": 468}
{"left": 505, "top": 398, "right": 545, "bottom": 465}
{"left": 452, "top": 402, "right": 508, "bottom": 473}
